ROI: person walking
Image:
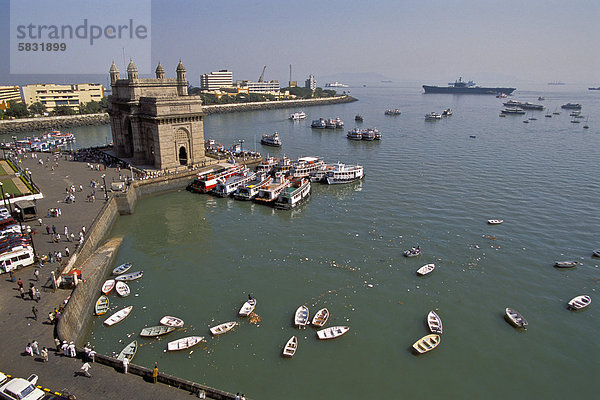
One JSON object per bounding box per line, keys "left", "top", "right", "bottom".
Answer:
{"left": 25, "top": 343, "right": 33, "bottom": 357}
{"left": 35, "top": 288, "right": 41, "bottom": 302}
{"left": 54, "top": 338, "right": 61, "bottom": 352}
{"left": 41, "top": 347, "right": 48, "bottom": 362}
{"left": 80, "top": 362, "right": 91, "bottom": 377}
{"left": 52, "top": 225, "right": 56, "bottom": 234}
{"left": 31, "top": 340, "right": 40, "bottom": 355}
{"left": 152, "top": 363, "right": 159, "bottom": 383}
{"left": 45, "top": 225, "right": 50, "bottom": 235}
{"left": 34, "top": 269, "right": 39, "bottom": 281}
{"left": 31, "top": 306, "right": 38, "bottom": 320}
{"left": 17, "top": 278, "right": 23, "bottom": 289}
{"left": 30, "top": 286, "right": 36, "bottom": 301}
{"left": 19, "top": 286, "right": 25, "bottom": 299}
{"left": 68, "top": 341, "right": 76, "bottom": 358}
{"left": 61, "top": 340, "right": 69, "bottom": 356}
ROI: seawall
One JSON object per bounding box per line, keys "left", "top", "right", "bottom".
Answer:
{"left": 202, "top": 95, "right": 357, "bottom": 114}
{"left": 0, "top": 113, "right": 110, "bottom": 134}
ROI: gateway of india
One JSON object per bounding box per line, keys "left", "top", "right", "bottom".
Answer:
{"left": 108, "top": 59, "right": 205, "bottom": 170}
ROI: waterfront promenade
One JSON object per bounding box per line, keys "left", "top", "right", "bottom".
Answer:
{"left": 0, "top": 152, "right": 225, "bottom": 399}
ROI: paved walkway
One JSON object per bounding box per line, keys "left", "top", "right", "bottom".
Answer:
{"left": 0, "top": 151, "right": 213, "bottom": 399}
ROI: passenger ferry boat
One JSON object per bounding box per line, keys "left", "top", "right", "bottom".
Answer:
{"left": 260, "top": 132, "right": 282, "bottom": 147}
{"left": 212, "top": 168, "right": 256, "bottom": 197}
{"left": 273, "top": 156, "right": 293, "bottom": 175}
{"left": 311, "top": 118, "right": 327, "bottom": 128}
{"left": 501, "top": 108, "right": 526, "bottom": 115}
{"left": 289, "top": 111, "right": 306, "bottom": 120}
{"left": 561, "top": 103, "right": 582, "bottom": 110}
{"left": 309, "top": 164, "right": 336, "bottom": 183}
{"left": 325, "top": 117, "right": 344, "bottom": 129}
{"left": 361, "top": 128, "right": 377, "bottom": 141}
{"left": 254, "top": 172, "right": 291, "bottom": 204}
{"left": 274, "top": 178, "right": 311, "bottom": 210}
{"left": 289, "top": 156, "right": 326, "bottom": 178}
{"left": 384, "top": 109, "right": 401, "bottom": 115}
{"left": 325, "top": 163, "right": 364, "bottom": 185}
{"left": 347, "top": 128, "right": 362, "bottom": 140}
{"left": 188, "top": 164, "right": 244, "bottom": 193}
{"left": 256, "top": 156, "right": 278, "bottom": 175}
{"left": 425, "top": 112, "right": 442, "bottom": 120}
{"left": 234, "top": 173, "right": 273, "bottom": 201}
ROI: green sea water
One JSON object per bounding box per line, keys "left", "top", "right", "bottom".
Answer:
{"left": 77, "top": 83, "right": 599, "bottom": 399}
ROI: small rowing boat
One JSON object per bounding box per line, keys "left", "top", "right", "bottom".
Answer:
{"left": 140, "top": 325, "right": 176, "bottom": 337}
{"left": 160, "top": 316, "right": 184, "bottom": 328}
{"left": 317, "top": 325, "right": 350, "bottom": 340}
{"left": 103, "top": 305, "right": 133, "bottom": 326}
{"left": 505, "top": 307, "right": 528, "bottom": 328}
{"left": 554, "top": 261, "right": 578, "bottom": 268}
{"left": 417, "top": 263, "right": 435, "bottom": 276}
{"left": 403, "top": 247, "right": 421, "bottom": 257}
{"left": 592, "top": 249, "right": 600, "bottom": 257}
{"left": 312, "top": 308, "right": 329, "bottom": 327}
{"left": 487, "top": 219, "right": 503, "bottom": 225}
{"left": 112, "top": 262, "right": 132, "bottom": 275}
{"left": 427, "top": 311, "right": 443, "bottom": 334}
{"left": 115, "top": 270, "right": 144, "bottom": 281}
{"left": 116, "top": 340, "right": 137, "bottom": 361}
{"left": 94, "top": 295, "right": 109, "bottom": 315}
{"left": 282, "top": 336, "right": 298, "bottom": 357}
{"left": 210, "top": 321, "right": 238, "bottom": 336}
{"left": 167, "top": 336, "right": 204, "bottom": 351}
{"left": 568, "top": 295, "right": 591, "bottom": 310}
{"left": 239, "top": 298, "right": 257, "bottom": 317}
{"left": 115, "top": 281, "right": 130, "bottom": 297}
{"left": 294, "top": 305, "right": 310, "bottom": 328}
{"left": 412, "top": 334, "right": 441, "bottom": 354}
{"left": 101, "top": 279, "right": 115, "bottom": 295}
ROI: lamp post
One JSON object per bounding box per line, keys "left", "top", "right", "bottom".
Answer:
{"left": 0, "top": 182, "right": 7, "bottom": 210}
{"left": 26, "top": 226, "right": 37, "bottom": 261}
{"left": 14, "top": 207, "right": 23, "bottom": 232}
{"left": 5, "top": 193, "right": 12, "bottom": 214}
{"left": 101, "top": 174, "right": 108, "bottom": 201}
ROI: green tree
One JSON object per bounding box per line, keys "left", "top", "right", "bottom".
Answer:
{"left": 28, "top": 102, "right": 47, "bottom": 116}
{"left": 0, "top": 108, "right": 4, "bottom": 120}
{"left": 4, "top": 100, "right": 29, "bottom": 118}
{"left": 99, "top": 96, "right": 108, "bottom": 111}
{"left": 81, "top": 100, "right": 102, "bottom": 114}
{"left": 53, "top": 105, "right": 77, "bottom": 116}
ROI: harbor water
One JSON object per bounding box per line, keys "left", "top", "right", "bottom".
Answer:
{"left": 61, "top": 83, "right": 599, "bottom": 398}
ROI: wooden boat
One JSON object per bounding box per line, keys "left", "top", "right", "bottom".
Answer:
{"left": 140, "top": 325, "right": 176, "bottom": 337}
{"left": 116, "top": 340, "right": 137, "bottom": 361}
{"left": 282, "top": 336, "right": 298, "bottom": 357}
{"left": 112, "top": 262, "right": 132, "bottom": 276}
{"left": 403, "top": 247, "right": 421, "bottom": 257}
{"left": 427, "top": 311, "right": 443, "bottom": 334}
{"left": 312, "top": 308, "right": 329, "bottom": 327}
{"left": 238, "top": 298, "right": 257, "bottom": 317}
{"left": 167, "top": 336, "right": 204, "bottom": 351}
{"left": 294, "top": 305, "right": 310, "bottom": 328}
{"left": 317, "top": 325, "right": 350, "bottom": 340}
{"left": 101, "top": 279, "right": 115, "bottom": 295}
{"left": 505, "top": 307, "right": 528, "bottom": 328}
{"left": 94, "top": 295, "right": 109, "bottom": 315}
{"left": 160, "top": 316, "right": 184, "bottom": 328}
{"left": 568, "top": 295, "right": 592, "bottom": 310}
{"left": 412, "top": 334, "right": 441, "bottom": 354}
{"left": 592, "top": 249, "right": 600, "bottom": 257}
{"left": 487, "top": 219, "right": 504, "bottom": 225}
{"left": 417, "top": 263, "right": 435, "bottom": 276}
{"left": 115, "top": 270, "right": 144, "bottom": 281}
{"left": 103, "top": 305, "right": 133, "bottom": 326}
{"left": 115, "top": 281, "right": 130, "bottom": 297}
{"left": 209, "top": 321, "right": 238, "bottom": 336}
{"left": 554, "top": 261, "right": 578, "bottom": 268}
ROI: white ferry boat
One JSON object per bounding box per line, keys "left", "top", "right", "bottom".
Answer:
{"left": 274, "top": 178, "right": 311, "bottom": 210}
{"left": 28, "top": 130, "right": 75, "bottom": 152}
{"left": 347, "top": 128, "right": 362, "bottom": 140}
{"left": 425, "top": 112, "right": 442, "bottom": 120}
{"left": 309, "top": 164, "right": 336, "bottom": 183}
{"left": 254, "top": 172, "right": 291, "bottom": 204}
{"left": 260, "top": 132, "right": 282, "bottom": 147}
{"left": 361, "top": 128, "right": 377, "bottom": 141}
{"left": 325, "top": 163, "right": 364, "bottom": 185}
{"left": 289, "top": 111, "right": 306, "bottom": 120}
{"left": 289, "top": 156, "right": 326, "bottom": 178}
{"left": 273, "top": 156, "right": 293, "bottom": 174}
{"left": 188, "top": 164, "right": 244, "bottom": 193}
{"left": 325, "top": 117, "right": 344, "bottom": 129}
{"left": 212, "top": 168, "right": 256, "bottom": 197}
{"left": 256, "top": 156, "right": 278, "bottom": 175}
{"left": 234, "top": 173, "right": 273, "bottom": 201}
{"left": 325, "top": 82, "right": 349, "bottom": 88}
{"left": 311, "top": 118, "right": 327, "bottom": 128}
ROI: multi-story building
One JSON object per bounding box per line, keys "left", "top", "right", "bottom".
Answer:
{"left": 305, "top": 75, "right": 316, "bottom": 90}
{"left": 200, "top": 70, "right": 233, "bottom": 91}
{"left": 0, "top": 86, "right": 22, "bottom": 110}
{"left": 21, "top": 83, "right": 104, "bottom": 112}
{"left": 236, "top": 80, "right": 280, "bottom": 94}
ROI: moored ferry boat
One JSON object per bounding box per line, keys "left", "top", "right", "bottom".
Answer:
{"left": 254, "top": 172, "right": 291, "bottom": 204}
{"left": 273, "top": 156, "right": 293, "bottom": 175}
{"left": 347, "top": 128, "right": 362, "bottom": 140}
{"left": 234, "top": 173, "right": 273, "bottom": 201}
{"left": 309, "top": 164, "right": 335, "bottom": 183}
{"left": 327, "top": 117, "right": 344, "bottom": 128}
{"left": 212, "top": 168, "right": 256, "bottom": 197}
{"left": 28, "top": 130, "right": 75, "bottom": 152}
{"left": 256, "top": 156, "right": 278, "bottom": 175}
{"left": 361, "top": 128, "right": 378, "bottom": 141}
{"left": 384, "top": 109, "right": 401, "bottom": 115}
{"left": 501, "top": 107, "right": 526, "bottom": 115}
{"left": 274, "top": 178, "right": 311, "bottom": 210}
{"left": 311, "top": 118, "right": 327, "bottom": 128}
{"left": 425, "top": 112, "right": 442, "bottom": 120}
{"left": 188, "top": 164, "right": 244, "bottom": 193}
{"left": 260, "top": 132, "right": 282, "bottom": 147}
{"left": 289, "top": 156, "right": 326, "bottom": 178}
{"left": 289, "top": 111, "right": 306, "bottom": 120}
{"left": 325, "top": 163, "right": 364, "bottom": 185}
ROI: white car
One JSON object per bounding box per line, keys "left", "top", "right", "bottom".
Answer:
{"left": 0, "top": 374, "right": 45, "bottom": 400}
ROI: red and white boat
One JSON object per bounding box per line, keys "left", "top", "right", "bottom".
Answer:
{"left": 101, "top": 279, "right": 115, "bottom": 295}
{"left": 254, "top": 172, "right": 291, "bottom": 204}
{"left": 188, "top": 164, "right": 244, "bottom": 193}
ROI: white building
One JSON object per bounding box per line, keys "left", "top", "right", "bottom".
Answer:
{"left": 305, "top": 75, "right": 316, "bottom": 90}
{"left": 0, "top": 86, "right": 22, "bottom": 111}
{"left": 237, "top": 80, "right": 280, "bottom": 94}
{"left": 200, "top": 70, "right": 233, "bottom": 91}
{"left": 21, "top": 83, "right": 104, "bottom": 112}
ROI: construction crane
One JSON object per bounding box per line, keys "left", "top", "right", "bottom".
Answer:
{"left": 258, "top": 65, "right": 266, "bottom": 82}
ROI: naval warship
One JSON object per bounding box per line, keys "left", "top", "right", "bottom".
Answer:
{"left": 423, "top": 77, "right": 516, "bottom": 95}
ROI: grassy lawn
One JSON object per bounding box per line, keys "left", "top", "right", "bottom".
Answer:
{"left": 0, "top": 164, "right": 9, "bottom": 177}
{"left": 0, "top": 178, "right": 23, "bottom": 197}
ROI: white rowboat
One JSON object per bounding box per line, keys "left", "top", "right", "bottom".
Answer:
{"left": 115, "top": 281, "right": 130, "bottom": 297}
{"left": 487, "top": 219, "right": 504, "bottom": 225}
{"left": 140, "top": 325, "right": 176, "bottom": 337}
{"left": 160, "top": 316, "right": 184, "bottom": 328}
{"left": 103, "top": 305, "right": 133, "bottom": 326}
{"left": 412, "top": 334, "right": 441, "bottom": 354}
{"left": 238, "top": 298, "right": 257, "bottom": 317}
{"left": 568, "top": 295, "right": 591, "bottom": 310}
{"left": 282, "top": 336, "right": 298, "bottom": 357}
{"left": 116, "top": 340, "right": 137, "bottom": 361}
{"left": 167, "top": 336, "right": 204, "bottom": 351}
{"left": 101, "top": 279, "right": 115, "bottom": 295}
{"left": 417, "top": 263, "right": 435, "bottom": 276}
{"left": 427, "top": 311, "right": 443, "bottom": 334}
{"left": 505, "top": 307, "right": 528, "bottom": 328}
{"left": 112, "top": 262, "right": 132, "bottom": 276}
{"left": 294, "top": 305, "right": 310, "bottom": 328}
{"left": 316, "top": 325, "right": 350, "bottom": 340}
{"left": 210, "top": 321, "right": 238, "bottom": 336}
{"left": 115, "top": 270, "right": 144, "bottom": 281}
{"left": 554, "top": 261, "right": 578, "bottom": 268}
{"left": 312, "top": 308, "right": 329, "bottom": 327}
{"left": 94, "top": 295, "right": 109, "bottom": 315}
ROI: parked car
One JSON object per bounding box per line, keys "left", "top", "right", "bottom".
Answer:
{"left": 0, "top": 374, "right": 45, "bottom": 400}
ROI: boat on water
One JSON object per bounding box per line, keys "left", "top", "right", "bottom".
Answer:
{"left": 568, "top": 295, "right": 591, "bottom": 310}
{"left": 325, "top": 81, "right": 348, "bottom": 88}
{"left": 361, "top": 128, "right": 377, "bottom": 141}
{"left": 167, "top": 336, "right": 204, "bottom": 351}
{"left": 503, "top": 100, "right": 544, "bottom": 110}
{"left": 233, "top": 173, "right": 273, "bottom": 201}
{"left": 561, "top": 103, "right": 582, "bottom": 109}
{"left": 325, "top": 117, "right": 344, "bottom": 129}
{"left": 112, "top": 262, "right": 132, "bottom": 275}
{"left": 441, "top": 108, "right": 453, "bottom": 116}
{"left": 116, "top": 340, "right": 137, "bottom": 361}
{"left": 425, "top": 112, "right": 442, "bottom": 120}
{"left": 101, "top": 279, "right": 115, "bottom": 295}
{"left": 294, "top": 305, "right": 310, "bottom": 328}
{"left": 289, "top": 156, "right": 326, "bottom": 179}
{"left": 140, "top": 325, "right": 176, "bottom": 337}
{"left": 412, "top": 334, "right": 441, "bottom": 354}
{"left": 312, "top": 308, "right": 329, "bottom": 327}
{"left": 260, "top": 132, "right": 282, "bottom": 147}
{"left": 309, "top": 164, "right": 336, "bottom": 183}
{"left": 311, "top": 118, "right": 327, "bottom": 128}
{"left": 28, "top": 130, "right": 76, "bottom": 152}
{"left": 188, "top": 164, "right": 244, "bottom": 193}
{"left": 104, "top": 305, "right": 133, "bottom": 326}
{"left": 255, "top": 156, "right": 278, "bottom": 175}
{"left": 488, "top": 219, "right": 504, "bottom": 225}
{"left": 274, "top": 178, "right": 311, "bottom": 210}
{"left": 385, "top": 109, "right": 401, "bottom": 115}
{"left": 589, "top": 87, "right": 600, "bottom": 90}
{"left": 554, "top": 261, "right": 578, "bottom": 268}
{"left": 347, "top": 128, "right": 363, "bottom": 141}
{"left": 239, "top": 298, "right": 257, "bottom": 317}
{"left": 423, "top": 77, "right": 516, "bottom": 95}
{"left": 289, "top": 111, "right": 306, "bottom": 120}
{"left": 254, "top": 172, "right": 291, "bottom": 204}
{"left": 317, "top": 326, "right": 350, "bottom": 340}
{"left": 501, "top": 108, "right": 526, "bottom": 115}
{"left": 403, "top": 247, "right": 421, "bottom": 257}
{"left": 427, "top": 311, "right": 443, "bottom": 334}
{"left": 354, "top": 114, "right": 363, "bottom": 122}
{"left": 592, "top": 249, "right": 600, "bottom": 257}
{"left": 115, "top": 270, "right": 143, "bottom": 281}
{"left": 210, "top": 321, "right": 238, "bottom": 336}
{"left": 115, "top": 281, "right": 130, "bottom": 297}
{"left": 325, "top": 163, "right": 364, "bottom": 185}
{"left": 272, "top": 156, "right": 293, "bottom": 175}
{"left": 94, "top": 295, "right": 109, "bottom": 315}
{"left": 212, "top": 168, "right": 256, "bottom": 198}
{"left": 160, "top": 316, "right": 184, "bottom": 328}
{"left": 282, "top": 336, "right": 298, "bottom": 357}
{"left": 505, "top": 307, "right": 528, "bottom": 328}
{"left": 417, "top": 263, "right": 435, "bottom": 276}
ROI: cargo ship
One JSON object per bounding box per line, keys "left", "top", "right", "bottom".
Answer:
{"left": 422, "top": 77, "right": 516, "bottom": 95}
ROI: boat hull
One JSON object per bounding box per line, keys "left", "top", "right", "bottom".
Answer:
{"left": 423, "top": 85, "right": 516, "bottom": 95}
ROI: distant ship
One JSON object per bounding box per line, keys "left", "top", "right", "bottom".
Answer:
{"left": 422, "top": 77, "right": 515, "bottom": 95}
{"left": 325, "top": 82, "right": 349, "bottom": 88}
{"left": 588, "top": 87, "right": 600, "bottom": 91}
{"left": 548, "top": 81, "right": 565, "bottom": 85}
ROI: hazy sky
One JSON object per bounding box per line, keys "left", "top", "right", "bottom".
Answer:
{"left": 1, "top": 0, "right": 599, "bottom": 86}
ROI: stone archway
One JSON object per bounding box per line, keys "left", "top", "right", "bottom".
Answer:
{"left": 123, "top": 117, "right": 134, "bottom": 158}
{"left": 178, "top": 146, "right": 188, "bottom": 165}
{"left": 174, "top": 127, "right": 191, "bottom": 166}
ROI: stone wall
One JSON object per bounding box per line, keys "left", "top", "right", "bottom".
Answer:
{"left": 0, "top": 113, "right": 110, "bottom": 134}
{"left": 202, "top": 95, "right": 357, "bottom": 115}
